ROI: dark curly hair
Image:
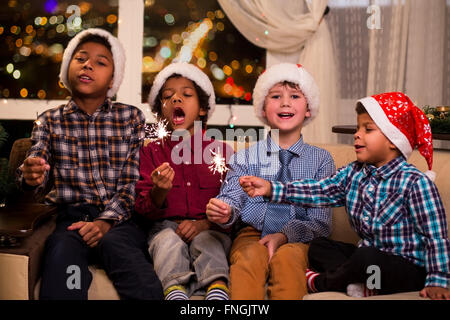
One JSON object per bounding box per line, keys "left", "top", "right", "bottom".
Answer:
{"left": 152, "top": 74, "right": 211, "bottom": 129}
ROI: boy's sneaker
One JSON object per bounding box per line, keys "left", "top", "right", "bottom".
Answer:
{"left": 346, "top": 283, "right": 377, "bottom": 298}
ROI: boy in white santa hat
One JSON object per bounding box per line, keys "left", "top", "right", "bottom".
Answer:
{"left": 206, "top": 63, "right": 335, "bottom": 299}
{"left": 19, "top": 28, "right": 163, "bottom": 300}
{"left": 240, "top": 92, "right": 450, "bottom": 299}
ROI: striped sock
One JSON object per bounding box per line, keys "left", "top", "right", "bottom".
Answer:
{"left": 205, "top": 283, "right": 229, "bottom": 300}
{"left": 164, "top": 285, "right": 189, "bottom": 300}
{"left": 306, "top": 269, "right": 320, "bottom": 293}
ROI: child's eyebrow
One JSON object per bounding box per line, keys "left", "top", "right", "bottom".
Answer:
{"left": 162, "top": 86, "right": 194, "bottom": 91}
{"left": 97, "top": 54, "right": 111, "bottom": 61}
{"left": 76, "top": 50, "right": 111, "bottom": 62}
{"left": 359, "top": 121, "right": 377, "bottom": 127}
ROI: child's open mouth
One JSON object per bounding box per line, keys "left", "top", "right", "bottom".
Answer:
{"left": 355, "top": 145, "right": 365, "bottom": 152}
{"left": 277, "top": 112, "right": 294, "bottom": 120}
{"left": 79, "top": 74, "right": 93, "bottom": 83}
{"left": 173, "top": 107, "right": 185, "bottom": 125}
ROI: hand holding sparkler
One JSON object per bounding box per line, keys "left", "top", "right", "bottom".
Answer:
{"left": 151, "top": 162, "right": 174, "bottom": 191}
{"left": 21, "top": 157, "right": 50, "bottom": 187}
{"left": 206, "top": 198, "right": 231, "bottom": 224}
{"left": 149, "top": 162, "right": 175, "bottom": 209}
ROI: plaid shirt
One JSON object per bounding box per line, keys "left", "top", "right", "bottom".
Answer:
{"left": 19, "top": 99, "right": 145, "bottom": 224}
{"left": 217, "top": 134, "right": 335, "bottom": 243}
{"left": 271, "top": 156, "right": 450, "bottom": 288}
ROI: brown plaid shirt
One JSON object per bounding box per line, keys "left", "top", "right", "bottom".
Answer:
{"left": 21, "top": 99, "right": 145, "bottom": 224}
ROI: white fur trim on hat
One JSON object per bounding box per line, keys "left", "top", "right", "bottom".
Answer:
{"left": 252, "top": 63, "right": 320, "bottom": 127}
{"left": 148, "top": 62, "right": 216, "bottom": 119}
{"left": 357, "top": 96, "right": 413, "bottom": 159}
{"left": 59, "top": 28, "right": 125, "bottom": 98}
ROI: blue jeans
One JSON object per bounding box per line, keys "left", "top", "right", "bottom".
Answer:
{"left": 148, "top": 220, "right": 231, "bottom": 296}
{"left": 40, "top": 205, "right": 163, "bottom": 300}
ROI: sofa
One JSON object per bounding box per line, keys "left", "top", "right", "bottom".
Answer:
{"left": 0, "top": 138, "right": 449, "bottom": 300}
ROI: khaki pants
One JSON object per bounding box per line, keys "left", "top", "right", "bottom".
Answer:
{"left": 229, "top": 226, "right": 309, "bottom": 300}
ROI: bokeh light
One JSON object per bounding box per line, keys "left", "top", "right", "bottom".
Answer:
{"left": 20, "top": 88, "right": 28, "bottom": 98}
{"left": 6, "top": 64, "right": 14, "bottom": 73}
{"left": 12, "top": 70, "right": 21, "bottom": 79}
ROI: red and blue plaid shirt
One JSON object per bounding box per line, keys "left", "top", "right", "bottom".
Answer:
{"left": 271, "top": 156, "right": 450, "bottom": 288}
{"left": 20, "top": 99, "right": 145, "bottom": 224}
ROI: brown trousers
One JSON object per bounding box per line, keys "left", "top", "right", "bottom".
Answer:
{"left": 229, "top": 226, "right": 309, "bottom": 300}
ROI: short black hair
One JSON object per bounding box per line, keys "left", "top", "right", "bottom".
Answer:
{"left": 355, "top": 102, "right": 368, "bottom": 115}
{"left": 152, "top": 74, "right": 211, "bottom": 129}
{"left": 73, "top": 34, "right": 112, "bottom": 55}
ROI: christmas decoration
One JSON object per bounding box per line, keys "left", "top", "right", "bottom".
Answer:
{"left": 423, "top": 106, "right": 450, "bottom": 134}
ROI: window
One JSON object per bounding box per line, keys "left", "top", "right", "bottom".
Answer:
{"left": 0, "top": 0, "right": 118, "bottom": 100}
{"left": 142, "top": 0, "right": 266, "bottom": 105}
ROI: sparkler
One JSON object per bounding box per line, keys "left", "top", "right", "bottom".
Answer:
{"left": 145, "top": 117, "right": 171, "bottom": 144}
{"left": 209, "top": 148, "right": 229, "bottom": 183}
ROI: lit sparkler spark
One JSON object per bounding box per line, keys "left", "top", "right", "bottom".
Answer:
{"left": 145, "top": 118, "right": 171, "bottom": 143}
{"left": 209, "top": 148, "right": 229, "bottom": 182}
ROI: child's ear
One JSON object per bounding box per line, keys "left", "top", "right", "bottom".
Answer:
{"left": 108, "top": 77, "right": 114, "bottom": 89}
{"left": 305, "top": 107, "right": 311, "bottom": 118}
{"left": 199, "top": 108, "right": 207, "bottom": 116}
{"left": 389, "top": 141, "right": 398, "bottom": 151}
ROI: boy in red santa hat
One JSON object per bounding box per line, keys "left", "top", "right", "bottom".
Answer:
{"left": 240, "top": 92, "right": 450, "bottom": 299}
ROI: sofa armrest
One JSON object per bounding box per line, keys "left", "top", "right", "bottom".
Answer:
{"left": 0, "top": 204, "right": 57, "bottom": 299}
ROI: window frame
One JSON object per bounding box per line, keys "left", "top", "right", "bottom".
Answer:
{"left": 0, "top": 0, "right": 264, "bottom": 127}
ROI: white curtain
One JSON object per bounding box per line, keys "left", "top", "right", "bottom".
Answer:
{"left": 366, "top": 1, "right": 410, "bottom": 95}
{"left": 326, "top": 0, "right": 449, "bottom": 148}
{"left": 218, "top": 0, "right": 339, "bottom": 144}
{"left": 405, "top": 0, "right": 446, "bottom": 107}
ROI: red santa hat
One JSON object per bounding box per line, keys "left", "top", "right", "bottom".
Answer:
{"left": 357, "top": 92, "right": 435, "bottom": 180}
{"left": 252, "top": 63, "right": 320, "bottom": 127}
{"left": 59, "top": 28, "right": 126, "bottom": 98}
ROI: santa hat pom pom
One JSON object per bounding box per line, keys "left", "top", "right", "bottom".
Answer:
{"left": 424, "top": 170, "right": 436, "bottom": 182}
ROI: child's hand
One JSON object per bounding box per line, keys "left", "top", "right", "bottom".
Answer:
{"left": 259, "top": 232, "right": 288, "bottom": 262}
{"left": 420, "top": 286, "right": 450, "bottom": 300}
{"left": 67, "top": 220, "right": 112, "bottom": 248}
{"left": 21, "top": 157, "right": 50, "bottom": 186}
{"left": 176, "top": 219, "right": 211, "bottom": 243}
{"left": 206, "top": 198, "right": 231, "bottom": 224}
{"left": 239, "top": 176, "right": 272, "bottom": 198}
{"left": 151, "top": 162, "right": 174, "bottom": 191}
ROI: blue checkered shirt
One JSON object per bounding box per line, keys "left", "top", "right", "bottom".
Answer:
{"left": 271, "top": 156, "right": 450, "bottom": 288}
{"left": 216, "top": 135, "right": 335, "bottom": 243}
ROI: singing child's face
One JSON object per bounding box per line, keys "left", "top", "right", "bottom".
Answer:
{"left": 262, "top": 82, "right": 310, "bottom": 135}
{"left": 160, "top": 76, "right": 206, "bottom": 135}
{"left": 354, "top": 112, "right": 400, "bottom": 167}
{"left": 67, "top": 41, "right": 114, "bottom": 98}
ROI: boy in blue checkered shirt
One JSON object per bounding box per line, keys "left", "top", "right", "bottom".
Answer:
{"left": 206, "top": 63, "right": 335, "bottom": 299}
{"left": 240, "top": 92, "right": 450, "bottom": 300}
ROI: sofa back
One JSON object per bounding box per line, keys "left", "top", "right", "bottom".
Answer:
{"left": 10, "top": 138, "right": 450, "bottom": 245}
{"left": 313, "top": 144, "right": 450, "bottom": 244}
